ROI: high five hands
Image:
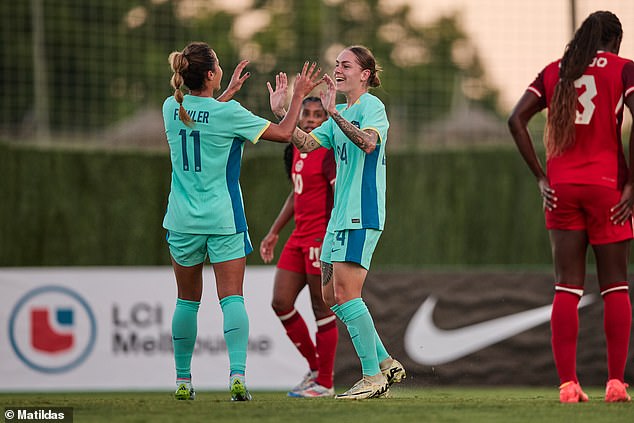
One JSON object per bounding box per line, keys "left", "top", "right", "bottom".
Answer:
{"left": 320, "top": 74, "right": 337, "bottom": 116}
{"left": 267, "top": 72, "right": 288, "bottom": 119}
{"left": 267, "top": 62, "right": 337, "bottom": 117}
{"left": 293, "top": 62, "right": 325, "bottom": 98}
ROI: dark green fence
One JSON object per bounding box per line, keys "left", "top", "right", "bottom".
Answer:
{"left": 0, "top": 141, "right": 553, "bottom": 267}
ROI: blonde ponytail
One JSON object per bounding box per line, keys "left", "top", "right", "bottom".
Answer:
{"left": 168, "top": 51, "right": 193, "bottom": 126}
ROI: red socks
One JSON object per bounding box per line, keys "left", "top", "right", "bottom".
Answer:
{"left": 552, "top": 282, "right": 632, "bottom": 384}
{"left": 277, "top": 308, "right": 318, "bottom": 371}
{"left": 314, "top": 316, "right": 338, "bottom": 388}
{"left": 551, "top": 284, "right": 583, "bottom": 384}
{"left": 277, "top": 309, "right": 338, "bottom": 388}
{"left": 601, "top": 282, "right": 631, "bottom": 382}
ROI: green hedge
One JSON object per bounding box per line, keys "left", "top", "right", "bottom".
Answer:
{"left": 0, "top": 141, "right": 553, "bottom": 267}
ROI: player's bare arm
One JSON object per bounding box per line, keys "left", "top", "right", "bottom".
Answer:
{"left": 508, "top": 90, "right": 556, "bottom": 210}
{"left": 610, "top": 93, "right": 634, "bottom": 225}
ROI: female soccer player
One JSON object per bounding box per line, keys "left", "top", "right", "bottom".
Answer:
{"left": 162, "top": 41, "right": 322, "bottom": 401}
{"left": 285, "top": 45, "right": 406, "bottom": 399}
{"left": 259, "top": 95, "right": 338, "bottom": 398}
{"left": 508, "top": 11, "right": 633, "bottom": 403}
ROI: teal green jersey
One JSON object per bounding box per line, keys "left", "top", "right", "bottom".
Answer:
{"left": 162, "top": 95, "right": 271, "bottom": 234}
{"left": 309, "top": 93, "right": 388, "bottom": 230}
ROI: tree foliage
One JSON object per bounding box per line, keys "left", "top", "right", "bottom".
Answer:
{"left": 0, "top": 0, "right": 500, "bottom": 145}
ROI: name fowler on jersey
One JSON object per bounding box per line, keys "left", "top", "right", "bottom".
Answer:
{"left": 172, "top": 108, "right": 210, "bottom": 123}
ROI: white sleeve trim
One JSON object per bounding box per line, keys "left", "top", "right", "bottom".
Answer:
{"left": 527, "top": 87, "right": 542, "bottom": 98}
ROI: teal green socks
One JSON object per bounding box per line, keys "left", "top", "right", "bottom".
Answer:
{"left": 332, "top": 301, "right": 390, "bottom": 365}
{"left": 374, "top": 330, "right": 390, "bottom": 364}
{"left": 220, "top": 295, "right": 249, "bottom": 375}
{"left": 173, "top": 296, "right": 249, "bottom": 382}
{"left": 172, "top": 298, "right": 200, "bottom": 380}
{"left": 338, "top": 298, "right": 381, "bottom": 376}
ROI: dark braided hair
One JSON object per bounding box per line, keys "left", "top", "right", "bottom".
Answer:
{"left": 546, "top": 11, "right": 622, "bottom": 156}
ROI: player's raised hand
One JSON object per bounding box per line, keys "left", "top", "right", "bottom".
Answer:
{"left": 320, "top": 74, "right": 337, "bottom": 115}
{"left": 267, "top": 72, "right": 288, "bottom": 118}
{"left": 217, "top": 60, "right": 251, "bottom": 102}
{"left": 228, "top": 60, "right": 251, "bottom": 92}
{"left": 293, "top": 62, "right": 324, "bottom": 98}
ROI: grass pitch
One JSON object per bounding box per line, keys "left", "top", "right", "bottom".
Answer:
{"left": 1, "top": 387, "right": 632, "bottom": 423}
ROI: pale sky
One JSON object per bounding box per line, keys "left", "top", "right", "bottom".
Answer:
{"left": 398, "top": 0, "right": 634, "bottom": 111}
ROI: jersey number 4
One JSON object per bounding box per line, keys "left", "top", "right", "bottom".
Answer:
{"left": 336, "top": 143, "right": 348, "bottom": 164}
{"left": 179, "top": 129, "right": 201, "bottom": 172}
{"left": 575, "top": 75, "right": 597, "bottom": 125}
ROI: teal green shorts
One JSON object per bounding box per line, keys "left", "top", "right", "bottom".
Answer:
{"left": 320, "top": 228, "right": 382, "bottom": 270}
{"left": 166, "top": 230, "right": 253, "bottom": 266}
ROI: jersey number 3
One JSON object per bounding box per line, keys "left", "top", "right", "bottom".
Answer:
{"left": 575, "top": 75, "right": 597, "bottom": 125}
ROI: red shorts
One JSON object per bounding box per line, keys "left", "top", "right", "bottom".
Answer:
{"left": 277, "top": 232, "right": 323, "bottom": 275}
{"left": 545, "top": 184, "right": 633, "bottom": 245}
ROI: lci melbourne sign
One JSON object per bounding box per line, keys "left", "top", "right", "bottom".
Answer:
{"left": 1, "top": 267, "right": 311, "bottom": 391}
{"left": 1, "top": 268, "right": 631, "bottom": 391}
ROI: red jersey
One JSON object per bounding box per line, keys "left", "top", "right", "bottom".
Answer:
{"left": 291, "top": 146, "right": 336, "bottom": 239}
{"left": 529, "top": 51, "right": 634, "bottom": 189}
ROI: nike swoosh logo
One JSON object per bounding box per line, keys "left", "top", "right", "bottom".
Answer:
{"left": 404, "top": 294, "right": 595, "bottom": 365}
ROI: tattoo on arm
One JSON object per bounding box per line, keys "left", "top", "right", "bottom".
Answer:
{"left": 330, "top": 112, "right": 377, "bottom": 153}
{"left": 321, "top": 262, "right": 333, "bottom": 287}
{"left": 291, "top": 128, "right": 320, "bottom": 152}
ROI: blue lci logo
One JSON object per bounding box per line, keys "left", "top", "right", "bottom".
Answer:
{"left": 8, "top": 286, "right": 97, "bottom": 373}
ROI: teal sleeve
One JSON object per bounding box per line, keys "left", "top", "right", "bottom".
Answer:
{"left": 309, "top": 117, "right": 334, "bottom": 149}
{"left": 228, "top": 100, "right": 271, "bottom": 144}
{"left": 360, "top": 98, "right": 389, "bottom": 144}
